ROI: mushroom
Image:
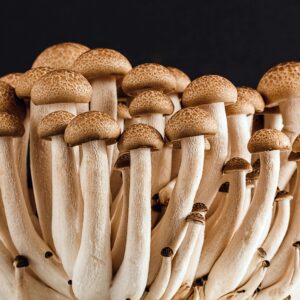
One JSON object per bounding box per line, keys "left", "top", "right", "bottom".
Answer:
{"left": 65, "top": 111, "right": 120, "bottom": 300}
{"left": 149, "top": 106, "right": 217, "bottom": 285}
{"left": 204, "top": 129, "right": 290, "bottom": 300}
{"left": 0, "top": 73, "right": 23, "bottom": 88}
{"left": 13, "top": 255, "right": 29, "bottom": 300}
{"left": 261, "top": 107, "right": 283, "bottom": 130}
{"left": 110, "top": 123, "right": 164, "bottom": 300}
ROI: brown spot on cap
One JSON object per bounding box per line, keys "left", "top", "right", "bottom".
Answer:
{"left": 167, "top": 67, "right": 191, "bottom": 93}
{"left": 223, "top": 157, "right": 252, "bottom": 173}
{"left": 292, "top": 135, "right": 300, "bottom": 152}
{"left": 0, "top": 112, "right": 24, "bottom": 137}
{"left": 275, "top": 190, "right": 293, "bottom": 202}
{"left": 0, "top": 73, "right": 23, "bottom": 89}
{"left": 117, "top": 102, "right": 131, "bottom": 120}
{"left": 114, "top": 152, "right": 130, "bottom": 169}
{"left": 65, "top": 111, "right": 120, "bottom": 146}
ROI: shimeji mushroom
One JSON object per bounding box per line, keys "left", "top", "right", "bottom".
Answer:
{"left": 149, "top": 106, "right": 217, "bottom": 285}
{"left": 111, "top": 123, "right": 164, "bottom": 300}
{"left": 13, "top": 255, "right": 30, "bottom": 300}
{"left": 65, "top": 111, "right": 120, "bottom": 300}
{"left": 204, "top": 128, "right": 290, "bottom": 300}
{"left": 0, "top": 73, "right": 23, "bottom": 88}
{"left": 261, "top": 107, "right": 283, "bottom": 130}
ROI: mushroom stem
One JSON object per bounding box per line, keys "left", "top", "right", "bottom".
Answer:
{"left": 13, "top": 256, "right": 29, "bottom": 300}
{"left": 264, "top": 113, "right": 283, "bottom": 130}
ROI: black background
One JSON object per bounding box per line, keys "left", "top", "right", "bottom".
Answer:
{"left": 1, "top": 0, "right": 300, "bottom": 87}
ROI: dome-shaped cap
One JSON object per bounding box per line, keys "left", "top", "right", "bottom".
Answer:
{"left": 248, "top": 129, "right": 290, "bottom": 153}
{"left": 237, "top": 87, "right": 265, "bottom": 113}
{"left": 226, "top": 99, "right": 255, "bottom": 116}
{"left": 167, "top": 67, "right": 191, "bottom": 93}
{"left": 0, "top": 73, "right": 23, "bottom": 88}
{"left": 122, "top": 63, "right": 176, "bottom": 96}
{"left": 275, "top": 190, "right": 293, "bottom": 202}
{"left": 129, "top": 90, "right": 174, "bottom": 117}
{"left": 32, "top": 42, "right": 89, "bottom": 69}
{"left": 15, "top": 67, "right": 54, "bottom": 99}
{"left": 182, "top": 75, "right": 237, "bottom": 107}
{"left": 0, "top": 112, "right": 24, "bottom": 137}
{"left": 118, "top": 123, "right": 164, "bottom": 153}
{"left": 114, "top": 152, "right": 130, "bottom": 169}
{"left": 223, "top": 157, "right": 252, "bottom": 174}
{"left": 65, "top": 111, "right": 120, "bottom": 146}
{"left": 72, "top": 48, "right": 132, "bottom": 80}
{"left": 117, "top": 102, "right": 131, "bottom": 119}
{"left": 38, "top": 111, "right": 74, "bottom": 139}
{"left": 292, "top": 134, "right": 300, "bottom": 152}
{"left": 257, "top": 62, "right": 300, "bottom": 107}
{"left": 31, "top": 69, "right": 92, "bottom": 105}
{"left": 165, "top": 106, "right": 217, "bottom": 142}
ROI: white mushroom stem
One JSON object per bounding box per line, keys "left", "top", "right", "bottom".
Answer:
{"left": 110, "top": 148, "right": 151, "bottom": 300}
{"left": 72, "top": 140, "right": 111, "bottom": 300}
{"left": 111, "top": 195, "right": 123, "bottom": 246}
{"left": 14, "top": 258, "right": 28, "bottom": 300}
{"left": 238, "top": 183, "right": 252, "bottom": 227}
{"left": 171, "top": 147, "right": 182, "bottom": 179}
{"left": 264, "top": 114, "right": 283, "bottom": 130}
{"left": 204, "top": 150, "right": 280, "bottom": 300}
{"left": 158, "top": 177, "right": 177, "bottom": 206}
{"left": 149, "top": 136, "right": 205, "bottom": 285}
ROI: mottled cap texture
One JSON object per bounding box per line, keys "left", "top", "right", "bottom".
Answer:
{"left": 15, "top": 67, "right": 54, "bottom": 99}
{"left": 167, "top": 67, "right": 191, "bottom": 93}
{"left": 117, "top": 102, "right": 131, "bottom": 119}
{"left": 182, "top": 75, "right": 237, "bottom": 107}
{"left": 0, "top": 73, "right": 23, "bottom": 88}
{"left": 122, "top": 63, "right": 176, "bottom": 96}
{"left": 223, "top": 157, "right": 252, "bottom": 174}
{"left": 118, "top": 123, "right": 164, "bottom": 153}
{"left": 38, "top": 111, "right": 74, "bottom": 139}
{"left": 32, "top": 42, "right": 89, "bottom": 69}
{"left": 248, "top": 129, "right": 291, "bottom": 153}
{"left": 275, "top": 190, "right": 293, "bottom": 202}
{"left": 65, "top": 111, "right": 120, "bottom": 146}
{"left": 0, "top": 112, "right": 24, "bottom": 137}
{"left": 114, "top": 152, "right": 130, "bottom": 169}
{"left": 165, "top": 106, "right": 217, "bottom": 142}
{"left": 257, "top": 62, "right": 300, "bottom": 107}
{"left": 72, "top": 48, "right": 132, "bottom": 80}
{"left": 31, "top": 69, "right": 92, "bottom": 105}
{"left": 129, "top": 90, "right": 174, "bottom": 117}
{"left": 292, "top": 134, "right": 300, "bottom": 152}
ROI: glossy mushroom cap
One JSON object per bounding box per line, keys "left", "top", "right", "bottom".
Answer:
{"left": 0, "top": 112, "right": 25, "bottom": 137}
{"left": 275, "top": 190, "right": 293, "bottom": 202}
{"left": 38, "top": 111, "right": 74, "bottom": 139}
{"left": 0, "top": 73, "right": 23, "bottom": 88}
{"left": 118, "top": 123, "right": 164, "bottom": 153}
{"left": 122, "top": 63, "right": 176, "bottom": 96}
{"left": 182, "top": 75, "right": 237, "bottom": 107}
{"left": 15, "top": 67, "right": 54, "bottom": 99}
{"left": 222, "top": 157, "right": 252, "bottom": 174}
{"left": 167, "top": 67, "right": 191, "bottom": 94}
{"left": 31, "top": 69, "right": 92, "bottom": 105}
{"left": 257, "top": 62, "right": 300, "bottom": 107}
{"left": 117, "top": 102, "right": 131, "bottom": 120}
{"left": 32, "top": 42, "right": 89, "bottom": 69}
{"left": 64, "top": 111, "right": 120, "bottom": 146}
{"left": 247, "top": 129, "right": 291, "bottom": 153}
{"left": 114, "top": 152, "right": 130, "bottom": 170}
{"left": 72, "top": 48, "right": 132, "bottom": 80}
{"left": 165, "top": 106, "right": 217, "bottom": 142}
{"left": 129, "top": 90, "right": 174, "bottom": 117}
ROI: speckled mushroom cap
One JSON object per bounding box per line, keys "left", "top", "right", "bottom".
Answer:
{"left": 167, "top": 67, "right": 191, "bottom": 94}
{"left": 32, "top": 42, "right": 89, "bottom": 69}
{"left": 65, "top": 111, "right": 120, "bottom": 146}
{"left": 118, "top": 123, "right": 164, "bottom": 153}
{"left": 15, "top": 67, "right": 54, "bottom": 99}
{"left": 114, "top": 152, "right": 130, "bottom": 169}
{"left": 122, "top": 63, "right": 176, "bottom": 96}
{"left": 0, "top": 112, "right": 24, "bottom": 137}
{"left": 182, "top": 75, "right": 237, "bottom": 107}
{"left": 0, "top": 81, "right": 26, "bottom": 120}
{"left": 0, "top": 73, "right": 23, "bottom": 88}
{"left": 292, "top": 134, "right": 300, "bottom": 152}
{"left": 165, "top": 106, "right": 217, "bottom": 142}
{"left": 71, "top": 48, "right": 132, "bottom": 80}
{"left": 129, "top": 90, "right": 174, "bottom": 117}
{"left": 257, "top": 62, "right": 300, "bottom": 107}
{"left": 31, "top": 69, "right": 92, "bottom": 105}
{"left": 38, "top": 111, "right": 74, "bottom": 139}
{"left": 247, "top": 129, "right": 291, "bottom": 153}
{"left": 117, "top": 102, "right": 131, "bottom": 119}
{"left": 275, "top": 191, "right": 293, "bottom": 202}
{"left": 222, "top": 157, "right": 252, "bottom": 174}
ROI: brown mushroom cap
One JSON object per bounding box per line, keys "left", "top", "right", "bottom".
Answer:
{"left": 117, "top": 102, "right": 131, "bottom": 120}
{"left": 114, "top": 152, "right": 130, "bottom": 169}
{"left": 118, "top": 123, "right": 164, "bottom": 153}
{"left": 0, "top": 73, "right": 23, "bottom": 88}
{"left": 165, "top": 106, "right": 217, "bottom": 142}
{"left": 257, "top": 62, "right": 300, "bottom": 107}
{"left": 275, "top": 190, "right": 293, "bottom": 202}
{"left": 122, "top": 63, "right": 176, "bottom": 96}
{"left": 38, "top": 111, "right": 74, "bottom": 139}
{"left": 32, "top": 42, "right": 89, "bottom": 69}
{"left": 31, "top": 69, "right": 92, "bottom": 105}
{"left": 222, "top": 157, "right": 252, "bottom": 174}
{"left": 292, "top": 134, "right": 300, "bottom": 152}
{"left": 129, "top": 90, "right": 174, "bottom": 117}
{"left": 167, "top": 67, "right": 191, "bottom": 93}
{"left": 182, "top": 75, "right": 237, "bottom": 107}
{"left": 247, "top": 129, "right": 291, "bottom": 153}
{"left": 64, "top": 111, "right": 120, "bottom": 146}
{"left": 288, "top": 151, "right": 300, "bottom": 161}
{"left": 15, "top": 67, "right": 54, "bottom": 99}
{"left": 71, "top": 48, "right": 132, "bottom": 80}
{"left": 0, "top": 112, "right": 25, "bottom": 137}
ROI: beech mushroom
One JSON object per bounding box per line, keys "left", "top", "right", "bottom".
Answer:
{"left": 261, "top": 107, "right": 283, "bottom": 130}
{"left": 111, "top": 123, "right": 164, "bottom": 300}
{"left": 13, "top": 255, "right": 29, "bottom": 300}
{"left": 0, "top": 72, "right": 23, "bottom": 88}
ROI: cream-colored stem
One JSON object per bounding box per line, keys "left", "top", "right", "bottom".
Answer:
{"left": 206, "top": 184, "right": 226, "bottom": 218}
{"left": 111, "top": 194, "right": 124, "bottom": 247}
{"left": 171, "top": 147, "right": 182, "bottom": 179}
{"left": 205, "top": 150, "right": 280, "bottom": 300}
{"left": 72, "top": 140, "right": 111, "bottom": 300}
{"left": 14, "top": 262, "right": 28, "bottom": 300}
{"left": 111, "top": 148, "right": 152, "bottom": 300}
{"left": 264, "top": 114, "right": 283, "bottom": 130}
{"left": 238, "top": 186, "right": 252, "bottom": 228}
{"left": 149, "top": 136, "right": 205, "bottom": 285}
{"left": 158, "top": 177, "right": 177, "bottom": 206}
{"left": 248, "top": 114, "right": 254, "bottom": 133}
{"left": 0, "top": 137, "right": 69, "bottom": 296}
{"left": 76, "top": 103, "right": 89, "bottom": 114}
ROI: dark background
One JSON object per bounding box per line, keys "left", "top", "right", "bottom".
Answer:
{"left": 1, "top": 0, "right": 300, "bottom": 87}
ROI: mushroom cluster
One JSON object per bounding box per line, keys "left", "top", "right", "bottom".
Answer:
{"left": 0, "top": 43, "right": 299, "bottom": 300}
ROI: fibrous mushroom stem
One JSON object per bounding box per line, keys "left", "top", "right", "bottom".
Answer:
{"left": 264, "top": 114, "right": 283, "bottom": 130}
{"left": 14, "top": 257, "right": 29, "bottom": 300}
